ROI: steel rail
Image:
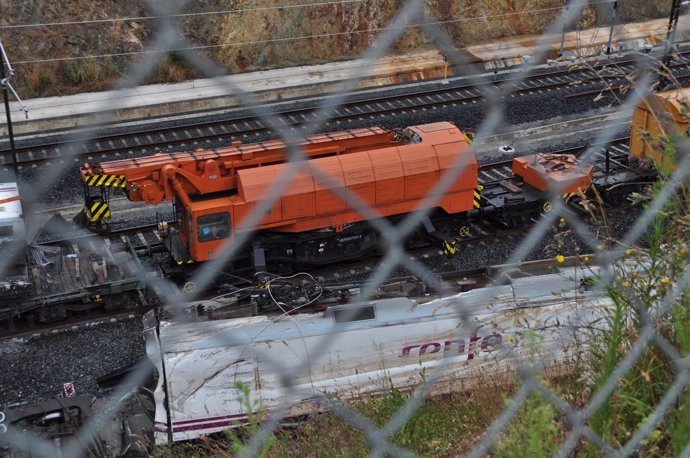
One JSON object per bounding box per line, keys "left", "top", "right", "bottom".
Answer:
{"left": 0, "top": 54, "right": 676, "bottom": 169}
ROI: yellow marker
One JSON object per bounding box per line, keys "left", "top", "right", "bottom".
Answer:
{"left": 443, "top": 240, "right": 457, "bottom": 255}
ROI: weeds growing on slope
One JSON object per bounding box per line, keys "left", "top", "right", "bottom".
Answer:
{"left": 581, "top": 133, "right": 690, "bottom": 456}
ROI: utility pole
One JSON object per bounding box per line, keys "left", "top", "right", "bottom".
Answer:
{"left": 441, "top": 54, "right": 449, "bottom": 85}
{"left": 0, "top": 42, "right": 18, "bottom": 178}
{"left": 605, "top": 1, "right": 618, "bottom": 55}
{"left": 0, "top": 40, "right": 27, "bottom": 180}
{"left": 559, "top": 0, "right": 569, "bottom": 56}
{"left": 659, "top": 0, "right": 689, "bottom": 89}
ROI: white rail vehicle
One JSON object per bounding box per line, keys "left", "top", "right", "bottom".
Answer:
{"left": 0, "top": 183, "right": 27, "bottom": 285}
{"left": 146, "top": 267, "right": 611, "bottom": 444}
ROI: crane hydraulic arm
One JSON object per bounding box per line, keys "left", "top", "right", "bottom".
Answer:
{"left": 80, "top": 127, "right": 398, "bottom": 206}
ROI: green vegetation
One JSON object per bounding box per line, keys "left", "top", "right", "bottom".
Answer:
{"left": 495, "top": 393, "right": 562, "bottom": 458}
{"left": 222, "top": 381, "right": 275, "bottom": 457}
{"left": 582, "top": 134, "right": 690, "bottom": 456}
{"left": 268, "top": 373, "right": 516, "bottom": 457}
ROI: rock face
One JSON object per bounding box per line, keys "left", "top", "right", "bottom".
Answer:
{"left": 0, "top": 0, "right": 669, "bottom": 96}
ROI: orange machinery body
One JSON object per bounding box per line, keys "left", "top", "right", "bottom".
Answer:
{"left": 81, "top": 122, "right": 478, "bottom": 263}
{"left": 512, "top": 153, "right": 593, "bottom": 195}
{"left": 630, "top": 87, "right": 690, "bottom": 168}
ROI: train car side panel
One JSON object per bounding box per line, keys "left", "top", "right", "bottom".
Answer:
{"left": 276, "top": 164, "right": 316, "bottom": 221}
{"left": 432, "top": 141, "right": 478, "bottom": 213}
{"left": 236, "top": 167, "right": 283, "bottom": 225}
{"left": 150, "top": 271, "right": 613, "bottom": 444}
{"left": 338, "top": 151, "right": 376, "bottom": 205}
{"left": 369, "top": 149, "right": 405, "bottom": 205}
{"left": 433, "top": 142, "right": 478, "bottom": 193}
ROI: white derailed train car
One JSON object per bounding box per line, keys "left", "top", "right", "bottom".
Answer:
{"left": 145, "top": 266, "right": 612, "bottom": 444}
{"left": 0, "top": 182, "right": 27, "bottom": 283}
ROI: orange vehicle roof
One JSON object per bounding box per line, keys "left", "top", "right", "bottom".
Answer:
{"left": 369, "top": 148, "right": 404, "bottom": 180}
{"left": 237, "top": 131, "right": 477, "bottom": 206}
{"left": 309, "top": 156, "right": 347, "bottom": 190}
{"left": 337, "top": 152, "right": 375, "bottom": 186}
{"left": 238, "top": 163, "right": 316, "bottom": 203}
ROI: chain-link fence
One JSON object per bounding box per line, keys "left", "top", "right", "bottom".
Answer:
{"left": 2, "top": 0, "right": 690, "bottom": 456}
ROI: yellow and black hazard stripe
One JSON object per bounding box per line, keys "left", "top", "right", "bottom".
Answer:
{"left": 85, "top": 201, "right": 111, "bottom": 222}
{"left": 84, "top": 174, "right": 127, "bottom": 188}
{"left": 473, "top": 184, "right": 483, "bottom": 209}
{"left": 443, "top": 240, "right": 457, "bottom": 256}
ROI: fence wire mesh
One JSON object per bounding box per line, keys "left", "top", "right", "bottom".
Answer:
{"left": 2, "top": 0, "right": 690, "bottom": 456}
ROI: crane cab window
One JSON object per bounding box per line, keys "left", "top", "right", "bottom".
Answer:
{"left": 197, "top": 213, "right": 230, "bottom": 242}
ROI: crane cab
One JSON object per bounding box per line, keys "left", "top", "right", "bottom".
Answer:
{"left": 167, "top": 197, "right": 234, "bottom": 264}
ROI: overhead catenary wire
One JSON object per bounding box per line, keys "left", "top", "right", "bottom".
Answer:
{"left": 0, "top": 0, "right": 369, "bottom": 30}
{"left": 0, "top": 0, "right": 620, "bottom": 32}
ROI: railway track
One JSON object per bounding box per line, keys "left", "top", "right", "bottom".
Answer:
{"left": 0, "top": 250, "right": 597, "bottom": 340}
{"left": 0, "top": 53, "right": 682, "bottom": 170}
{"left": 2, "top": 198, "right": 636, "bottom": 336}
{"left": 0, "top": 91, "right": 645, "bottom": 333}
{"left": 0, "top": 306, "right": 156, "bottom": 340}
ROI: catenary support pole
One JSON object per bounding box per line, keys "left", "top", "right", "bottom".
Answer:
{"left": 606, "top": 1, "right": 618, "bottom": 55}
{"left": 0, "top": 51, "right": 18, "bottom": 179}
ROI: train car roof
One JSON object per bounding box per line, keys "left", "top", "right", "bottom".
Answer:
{"left": 0, "top": 183, "right": 22, "bottom": 220}
{"left": 159, "top": 267, "right": 603, "bottom": 353}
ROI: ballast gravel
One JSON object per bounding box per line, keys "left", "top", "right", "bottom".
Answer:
{"left": 0, "top": 318, "right": 144, "bottom": 406}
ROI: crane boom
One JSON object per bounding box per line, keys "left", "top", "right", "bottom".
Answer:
{"left": 80, "top": 127, "right": 397, "bottom": 205}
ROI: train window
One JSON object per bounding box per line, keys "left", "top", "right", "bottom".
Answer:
{"left": 197, "top": 213, "right": 231, "bottom": 242}
{"left": 329, "top": 305, "right": 376, "bottom": 323}
{"left": 0, "top": 225, "right": 12, "bottom": 237}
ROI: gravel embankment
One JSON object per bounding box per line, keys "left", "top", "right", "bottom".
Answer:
{"left": 0, "top": 318, "right": 144, "bottom": 406}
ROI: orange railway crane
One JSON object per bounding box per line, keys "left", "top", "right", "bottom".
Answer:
{"left": 78, "top": 122, "right": 480, "bottom": 267}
